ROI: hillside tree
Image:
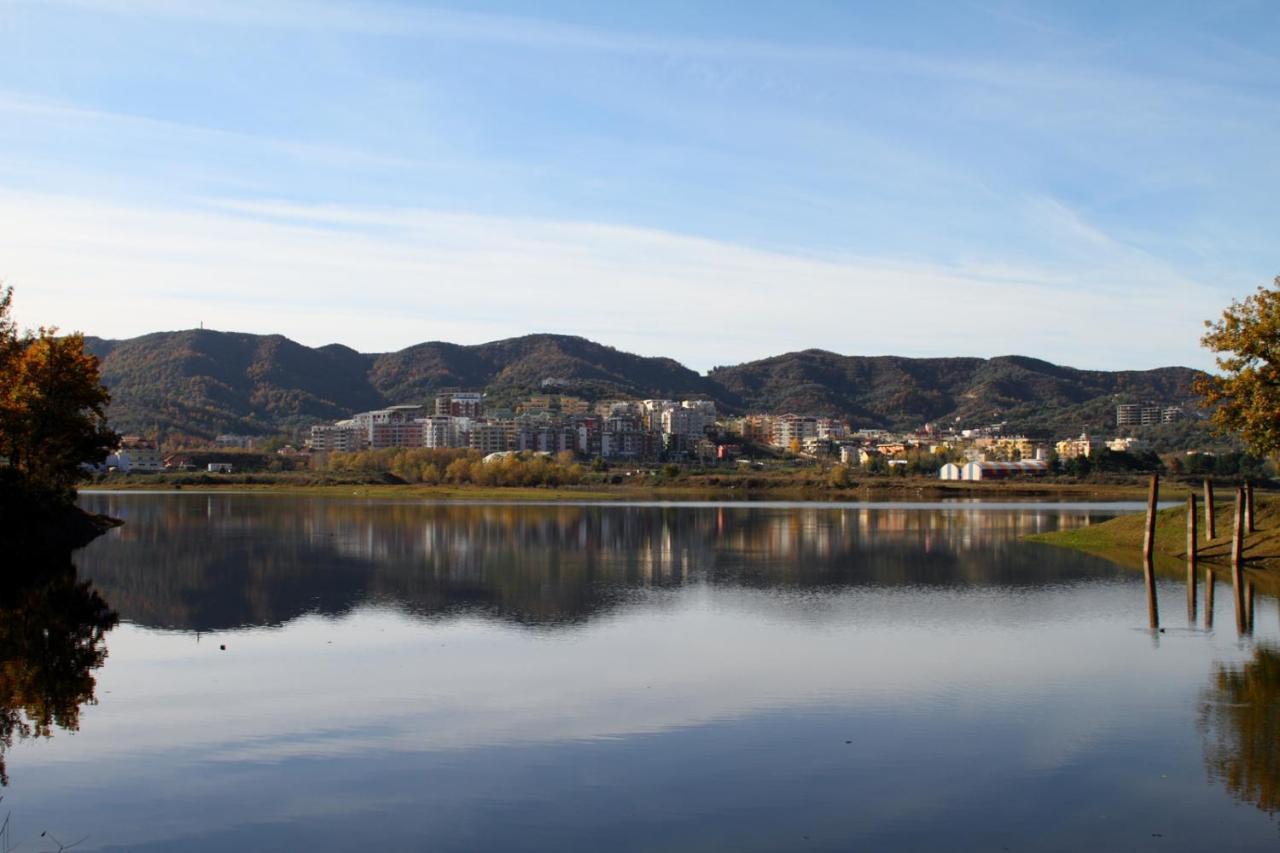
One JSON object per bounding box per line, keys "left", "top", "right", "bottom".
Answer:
{"left": 0, "top": 287, "right": 117, "bottom": 499}
{"left": 1197, "top": 276, "right": 1280, "bottom": 458}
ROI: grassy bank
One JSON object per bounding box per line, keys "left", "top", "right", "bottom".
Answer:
{"left": 1027, "top": 488, "right": 1280, "bottom": 591}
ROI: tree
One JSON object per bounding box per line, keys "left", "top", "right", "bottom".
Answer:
{"left": 0, "top": 288, "right": 117, "bottom": 500}
{"left": 1198, "top": 277, "right": 1280, "bottom": 457}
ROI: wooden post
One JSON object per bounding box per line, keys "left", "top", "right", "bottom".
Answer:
{"left": 1233, "top": 486, "right": 1247, "bottom": 634}
{"left": 1232, "top": 485, "right": 1245, "bottom": 566}
{"left": 1204, "top": 568, "right": 1215, "bottom": 630}
{"left": 1143, "top": 473, "right": 1159, "bottom": 562}
{"left": 1246, "top": 480, "right": 1255, "bottom": 533}
{"left": 1187, "top": 493, "right": 1197, "bottom": 559}
{"left": 1204, "top": 479, "right": 1215, "bottom": 540}
{"left": 1186, "top": 494, "right": 1197, "bottom": 622}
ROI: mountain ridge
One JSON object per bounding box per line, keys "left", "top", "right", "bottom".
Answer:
{"left": 81, "top": 329, "right": 1205, "bottom": 440}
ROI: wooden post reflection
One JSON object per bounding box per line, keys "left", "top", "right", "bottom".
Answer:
{"left": 1204, "top": 479, "right": 1216, "bottom": 540}
{"left": 1204, "top": 568, "right": 1215, "bottom": 630}
{"left": 1186, "top": 493, "right": 1198, "bottom": 623}
{"left": 1232, "top": 486, "right": 1248, "bottom": 635}
{"left": 1145, "top": 557, "right": 1159, "bottom": 631}
{"left": 1245, "top": 581, "right": 1255, "bottom": 634}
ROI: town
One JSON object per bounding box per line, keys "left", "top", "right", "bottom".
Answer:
{"left": 97, "top": 391, "right": 1199, "bottom": 481}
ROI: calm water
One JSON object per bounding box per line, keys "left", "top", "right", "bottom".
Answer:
{"left": 3, "top": 494, "right": 1277, "bottom": 851}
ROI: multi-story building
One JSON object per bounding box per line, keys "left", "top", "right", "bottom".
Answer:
{"left": 975, "top": 435, "right": 1037, "bottom": 460}
{"left": 740, "top": 415, "right": 774, "bottom": 444}
{"left": 435, "top": 393, "right": 483, "bottom": 418}
{"left": 108, "top": 436, "right": 164, "bottom": 472}
{"left": 1118, "top": 403, "right": 1184, "bottom": 427}
{"left": 640, "top": 400, "right": 675, "bottom": 432}
{"left": 420, "top": 416, "right": 459, "bottom": 449}
{"left": 309, "top": 422, "right": 366, "bottom": 453}
{"left": 771, "top": 415, "right": 818, "bottom": 448}
{"left": 370, "top": 421, "right": 428, "bottom": 449}
{"left": 469, "top": 422, "right": 511, "bottom": 455}
{"left": 1055, "top": 433, "right": 1100, "bottom": 460}
{"left": 663, "top": 402, "right": 716, "bottom": 438}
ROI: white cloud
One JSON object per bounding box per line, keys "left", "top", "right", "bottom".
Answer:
{"left": 0, "top": 189, "right": 1221, "bottom": 370}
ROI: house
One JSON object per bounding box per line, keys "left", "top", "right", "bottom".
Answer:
{"left": 207, "top": 462, "right": 234, "bottom": 473}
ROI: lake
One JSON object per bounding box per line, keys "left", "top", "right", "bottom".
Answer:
{"left": 2, "top": 494, "right": 1277, "bottom": 851}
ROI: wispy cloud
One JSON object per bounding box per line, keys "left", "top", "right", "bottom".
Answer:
{"left": 0, "top": 190, "right": 1222, "bottom": 370}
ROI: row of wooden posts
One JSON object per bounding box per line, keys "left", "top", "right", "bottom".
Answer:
{"left": 1142, "top": 475, "right": 1257, "bottom": 634}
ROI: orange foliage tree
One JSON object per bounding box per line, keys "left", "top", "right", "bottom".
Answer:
{"left": 0, "top": 287, "right": 117, "bottom": 500}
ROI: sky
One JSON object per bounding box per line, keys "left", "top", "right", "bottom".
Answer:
{"left": 1, "top": 0, "right": 1277, "bottom": 372}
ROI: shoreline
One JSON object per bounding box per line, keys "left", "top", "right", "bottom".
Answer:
{"left": 78, "top": 478, "right": 1176, "bottom": 502}
{"left": 1027, "top": 494, "right": 1280, "bottom": 587}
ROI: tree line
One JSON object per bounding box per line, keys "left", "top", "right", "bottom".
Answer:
{"left": 321, "top": 447, "right": 586, "bottom": 487}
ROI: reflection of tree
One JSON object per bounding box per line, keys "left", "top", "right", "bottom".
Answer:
{"left": 0, "top": 554, "right": 118, "bottom": 785}
{"left": 1200, "top": 645, "right": 1280, "bottom": 814}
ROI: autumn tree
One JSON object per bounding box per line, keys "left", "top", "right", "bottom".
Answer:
{"left": 1198, "top": 277, "right": 1280, "bottom": 457}
{"left": 0, "top": 287, "right": 117, "bottom": 501}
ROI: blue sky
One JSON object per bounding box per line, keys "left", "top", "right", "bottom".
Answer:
{"left": 1, "top": 0, "right": 1277, "bottom": 371}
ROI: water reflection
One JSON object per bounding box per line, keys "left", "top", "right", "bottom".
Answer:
{"left": 0, "top": 553, "right": 118, "bottom": 785}
{"left": 76, "top": 496, "right": 1124, "bottom": 631}
{"left": 1200, "top": 644, "right": 1280, "bottom": 814}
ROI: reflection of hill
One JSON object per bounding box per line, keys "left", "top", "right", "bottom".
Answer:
{"left": 0, "top": 553, "right": 118, "bottom": 785}
{"left": 1200, "top": 645, "right": 1280, "bottom": 814}
{"left": 76, "top": 496, "right": 1124, "bottom": 631}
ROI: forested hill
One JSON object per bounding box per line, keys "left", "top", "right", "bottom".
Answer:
{"left": 82, "top": 329, "right": 1205, "bottom": 440}
{"left": 707, "top": 351, "right": 1203, "bottom": 437}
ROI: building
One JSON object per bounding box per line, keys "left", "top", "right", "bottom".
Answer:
{"left": 468, "top": 422, "right": 511, "bottom": 455}
{"left": 1118, "top": 403, "right": 1184, "bottom": 427}
{"left": 420, "top": 416, "right": 460, "bottom": 449}
{"left": 771, "top": 415, "right": 817, "bottom": 448}
{"left": 1107, "top": 436, "right": 1148, "bottom": 453}
{"left": 107, "top": 437, "right": 164, "bottom": 472}
{"left": 960, "top": 460, "right": 1048, "bottom": 480}
{"left": 663, "top": 402, "right": 716, "bottom": 438}
{"left": 1055, "top": 434, "right": 1099, "bottom": 460}
{"left": 435, "top": 392, "right": 483, "bottom": 418}
{"left": 309, "top": 423, "right": 365, "bottom": 453}
{"left": 938, "top": 462, "right": 963, "bottom": 480}
{"left": 975, "top": 435, "right": 1037, "bottom": 460}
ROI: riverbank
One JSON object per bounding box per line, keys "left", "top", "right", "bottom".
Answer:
{"left": 79, "top": 472, "right": 1176, "bottom": 502}
{"left": 1027, "top": 491, "right": 1280, "bottom": 591}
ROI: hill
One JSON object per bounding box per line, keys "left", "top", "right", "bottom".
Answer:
{"left": 709, "top": 351, "right": 1204, "bottom": 435}
{"left": 84, "top": 330, "right": 384, "bottom": 438}
{"left": 83, "top": 329, "right": 1205, "bottom": 441}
